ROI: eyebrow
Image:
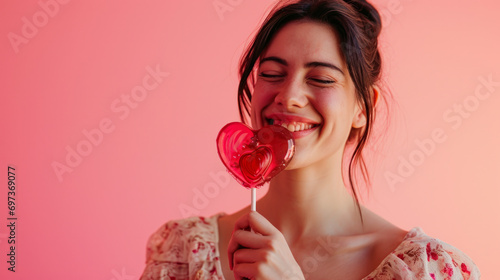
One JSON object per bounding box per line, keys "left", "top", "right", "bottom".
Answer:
{"left": 259, "top": 56, "right": 344, "bottom": 75}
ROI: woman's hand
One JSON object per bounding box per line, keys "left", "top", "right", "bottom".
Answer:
{"left": 227, "top": 211, "right": 305, "bottom": 280}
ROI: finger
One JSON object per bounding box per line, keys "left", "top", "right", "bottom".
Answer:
{"left": 234, "top": 262, "right": 275, "bottom": 280}
{"left": 233, "top": 263, "right": 259, "bottom": 280}
{"left": 229, "top": 212, "right": 278, "bottom": 270}
{"left": 227, "top": 231, "right": 240, "bottom": 270}
{"left": 228, "top": 229, "right": 266, "bottom": 270}
{"left": 232, "top": 229, "right": 268, "bottom": 249}
{"left": 247, "top": 211, "right": 277, "bottom": 236}
{"left": 233, "top": 212, "right": 251, "bottom": 231}
{"left": 234, "top": 211, "right": 276, "bottom": 236}
{"left": 233, "top": 248, "right": 262, "bottom": 265}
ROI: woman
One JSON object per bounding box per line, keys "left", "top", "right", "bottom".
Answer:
{"left": 140, "top": 0, "right": 480, "bottom": 279}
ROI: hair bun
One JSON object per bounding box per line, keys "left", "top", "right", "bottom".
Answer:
{"left": 344, "top": 0, "right": 382, "bottom": 39}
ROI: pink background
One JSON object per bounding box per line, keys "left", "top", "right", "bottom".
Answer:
{"left": 1, "top": 0, "right": 498, "bottom": 279}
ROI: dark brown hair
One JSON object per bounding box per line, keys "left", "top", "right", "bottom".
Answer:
{"left": 237, "top": 0, "right": 383, "bottom": 222}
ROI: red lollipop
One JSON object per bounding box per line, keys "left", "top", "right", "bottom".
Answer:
{"left": 216, "top": 122, "right": 295, "bottom": 211}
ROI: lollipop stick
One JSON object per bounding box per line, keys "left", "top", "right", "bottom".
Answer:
{"left": 251, "top": 188, "right": 256, "bottom": 212}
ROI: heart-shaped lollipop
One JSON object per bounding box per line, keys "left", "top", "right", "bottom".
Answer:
{"left": 217, "top": 122, "right": 295, "bottom": 210}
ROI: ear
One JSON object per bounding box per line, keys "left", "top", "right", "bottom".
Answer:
{"left": 352, "top": 85, "right": 380, "bottom": 128}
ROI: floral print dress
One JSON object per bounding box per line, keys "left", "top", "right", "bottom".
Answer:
{"left": 139, "top": 213, "right": 480, "bottom": 280}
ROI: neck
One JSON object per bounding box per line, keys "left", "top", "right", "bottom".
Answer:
{"left": 256, "top": 153, "right": 364, "bottom": 242}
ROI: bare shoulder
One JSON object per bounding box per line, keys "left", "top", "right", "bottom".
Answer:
{"left": 360, "top": 206, "right": 408, "bottom": 264}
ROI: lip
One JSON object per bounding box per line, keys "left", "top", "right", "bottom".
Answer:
{"left": 263, "top": 113, "right": 321, "bottom": 139}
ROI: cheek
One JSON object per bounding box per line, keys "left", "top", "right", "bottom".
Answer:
{"left": 314, "top": 93, "right": 340, "bottom": 118}
{"left": 315, "top": 93, "right": 354, "bottom": 128}
{"left": 253, "top": 83, "right": 277, "bottom": 104}
{"left": 250, "top": 84, "right": 276, "bottom": 126}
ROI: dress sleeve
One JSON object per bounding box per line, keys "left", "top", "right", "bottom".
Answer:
{"left": 139, "top": 216, "right": 222, "bottom": 280}
{"left": 139, "top": 219, "right": 191, "bottom": 280}
{"left": 364, "top": 228, "right": 480, "bottom": 280}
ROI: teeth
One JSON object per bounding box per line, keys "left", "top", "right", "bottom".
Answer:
{"left": 272, "top": 120, "right": 315, "bottom": 132}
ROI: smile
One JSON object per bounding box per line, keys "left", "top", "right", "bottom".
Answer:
{"left": 265, "top": 118, "right": 320, "bottom": 133}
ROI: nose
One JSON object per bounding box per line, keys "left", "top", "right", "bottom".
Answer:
{"left": 273, "top": 78, "right": 308, "bottom": 110}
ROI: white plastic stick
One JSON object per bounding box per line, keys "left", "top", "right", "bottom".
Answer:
{"left": 251, "top": 188, "right": 256, "bottom": 212}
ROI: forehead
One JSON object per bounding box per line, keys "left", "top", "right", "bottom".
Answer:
{"left": 262, "top": 20, "right": 346, "bottom": 67}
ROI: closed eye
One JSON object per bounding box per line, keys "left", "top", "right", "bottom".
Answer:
{"left": 259, "top": 73, "right": 285, "bottom": 78}
{"left": 309, "top": 78, "right": 335, "bottom": 84}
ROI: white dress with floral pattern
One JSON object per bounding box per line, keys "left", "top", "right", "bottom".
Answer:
{"left": 139, "top": 213, "right": 480, "bottom": 280}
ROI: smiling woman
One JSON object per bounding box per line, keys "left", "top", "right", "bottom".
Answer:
{"left": 239, "top": 0, "right": 383, "bottom": 221}
{"left": 139, "top": 0, "right": 480, "bottom": 279}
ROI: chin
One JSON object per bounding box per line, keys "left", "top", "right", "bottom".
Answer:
{"left": 283, "top": 154, "right": 310, "bottom": 171}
